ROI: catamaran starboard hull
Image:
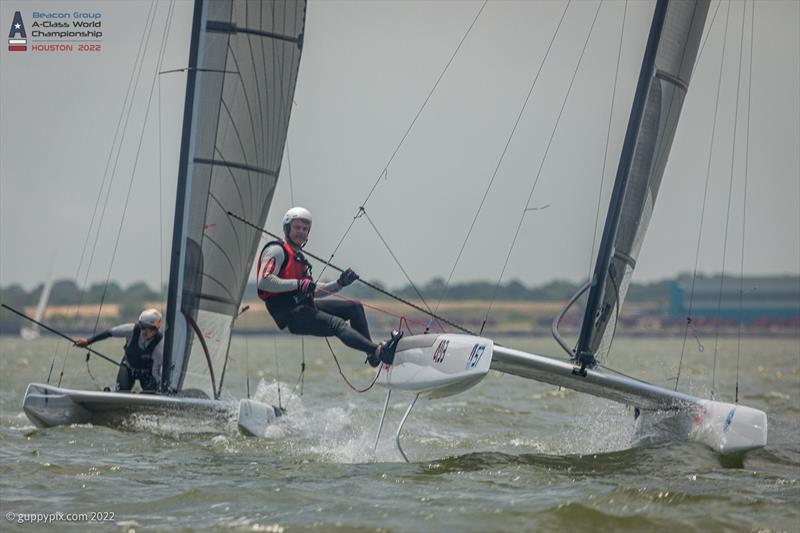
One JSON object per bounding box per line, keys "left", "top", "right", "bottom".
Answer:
{"left": 23, "top": 383, "right": 280, "bottom": 437}
{"left": 490, "top": 346, "right": 767, "bottom": 455}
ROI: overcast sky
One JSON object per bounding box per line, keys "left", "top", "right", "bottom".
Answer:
{"left": 1, "top": 0, "right": 798, "bottom": 292}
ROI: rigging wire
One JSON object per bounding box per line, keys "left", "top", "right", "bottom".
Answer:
{"left": 52, "top": 1, "right": 160, "bottom": 387}
{"left": 244, "top": 306, "right": 251, "bottom": 399}
{"left": 675, "top": 0, "right": 732, "bottom": 392}
{"left": 588, "top": 0, "right": 628, "bottom": 277}
{"left": 711, "top": 2, "right": 747, "bottom": 396}
{"left": 90, "top": 0, "right": 177, "bottom": 337}
{"left": 283, "top": 139, "right": 306, "bottom": 395}
{"left": 155, "top": 0, "right": 177, "bottom": 312}
{"left": 695, "top": 0, "right": 723, "bottom": 70}
{"left": 274, "top": 335, "right": 282, "bottom": 410}
{"left": 318, "top": 0, "right": 488, "bottom": 281}
{"left": 735, "top": 0, "right": 755, "bottom": 404}
{"left": 712, "top": 0, "right": 747, "bottom": 400}
{"left": 157, "top": 36, "right": 165, "bottom": 308}
{"left": 480, "top": 0, "right": 602, "bottom": 330}
{"left": 360, "top": 209, "right": 437, "bottom": 321}
{"left": 47, "top": 0, "right": 161, "bottom": 384}
{"left": 299, "top": 336, "right": 305, "bottom": 397}
{"left": 433, "top": 0, "right": 572, "bottom": 314}
{"left": 286, "top": 140, "right": 295, "bottom": 206}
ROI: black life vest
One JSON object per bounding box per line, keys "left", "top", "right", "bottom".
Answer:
{"left": 124, "top": 324, "right": 163, "bottom": 370}
{"left": 256, "top": 240, "right": 313, "bottom": 327}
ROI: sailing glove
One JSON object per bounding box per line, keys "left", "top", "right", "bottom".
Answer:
{"left": 337, "top": 268, "right": 359, "bottom": 287}
{"left": 297, "top": 278, "right": 316, "bottom": 296}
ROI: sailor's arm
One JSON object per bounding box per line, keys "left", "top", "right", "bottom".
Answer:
{"left": 74, "top": 323, "right": 135, "bottom": 347}
{"left": 315, "top": 268, "right": 359, "bottom": 297}
{"left": 151, "top": 344, "right": 163, "bottom": 382}
{"left": 315, "top": 280, "right": 340, "bottom": 295}
{"left": 257, "top": 245, "right": 299, "bottom": 293}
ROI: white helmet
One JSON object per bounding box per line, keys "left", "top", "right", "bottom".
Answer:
{"left": 138, "top": 308, "right": 162, "bottom": 329}
{"left": 282, "top": 206, "right": 312, "bottom": 234}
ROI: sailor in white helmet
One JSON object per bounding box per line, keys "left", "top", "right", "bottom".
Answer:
{"left": 256, "top": 207, "right": 403, "bottom": 367}
{"left": 74, "top": 308, "right": 164, "bottom": 392}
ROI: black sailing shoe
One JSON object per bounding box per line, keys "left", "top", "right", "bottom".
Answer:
{"left": 365, "top": 351, "right": 381, "bottom": 368}
{"left": 378, "top": 330, "right": 404, "bottom": 366}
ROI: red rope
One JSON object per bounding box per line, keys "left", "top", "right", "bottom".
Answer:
{"left": 316, "top": 286, "right": 446, "bottom": 333}
{"left": 325, "top": 338, "right": 383, "bottom": 393}
{"left": 316, "top": 287, "right": 447, "bottom": 393}
{"left": 398, "top": 316, "right": 414, "bottom": 335}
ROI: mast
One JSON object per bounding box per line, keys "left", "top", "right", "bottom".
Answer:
{"left": 575, "top": 0, "right": 709, "bottom": 371}
{"left": 163, "top": 0, "right": 307, "bottom": 398}
{"left": 162, "top": 0, "right": 207, "bottom": 393}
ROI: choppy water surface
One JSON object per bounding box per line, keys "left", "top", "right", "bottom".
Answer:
{"left": 1, "top": 334, "right": 798, "bottom": 532}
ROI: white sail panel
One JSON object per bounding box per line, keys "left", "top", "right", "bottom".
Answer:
{"left": 166, "top": 0, "right": 306, "bottom": 397}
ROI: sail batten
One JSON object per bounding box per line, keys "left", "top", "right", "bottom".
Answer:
{"left": 195, "top": 157, "right": 279, "bottom": 176}
{"left": 207, "top": 20, "right": 303, "bottom": 45}
{"left": 164, "top": 0, "right": 306, "bottom": 398}
{"left": 576, "top": 0, "right": 710, "bottom": 365}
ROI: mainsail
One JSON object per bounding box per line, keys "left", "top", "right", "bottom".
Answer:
{"left": 576, "top": 0, "right": 710, "bottom": 366}
{"left": 163, "top": 0, "right": 306, "bottom": 397}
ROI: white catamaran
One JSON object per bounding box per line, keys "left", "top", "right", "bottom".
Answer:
{"left": 369, "top": 0, "right": 766, "bottom": 458}
{"left": 22, "top": 0, "right": 767, "bottom": 456}
{"left": 23, "top": 0, "right": 307, "bottom": 437}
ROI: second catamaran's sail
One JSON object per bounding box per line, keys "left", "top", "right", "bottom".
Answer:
{"left": 576, "top": 0, "right": 710, "bottom": 365}
{"left": 163, "top": 0, "right": 306, "bottom": 398}
{"left": 20, "top": 271, "right": 54, "bottom": 340}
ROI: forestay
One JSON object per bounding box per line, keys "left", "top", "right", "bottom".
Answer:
{"left": 577, "top": 0, "right": 710, "bottom": 363}
{"left": 163, "top": 0, "right": 306, "bottom": 398}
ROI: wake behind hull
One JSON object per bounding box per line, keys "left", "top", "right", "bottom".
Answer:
{"left": 22, "top": 383, "right": 280, "bottom": 437}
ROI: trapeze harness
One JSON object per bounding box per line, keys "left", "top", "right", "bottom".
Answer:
{"left": 257, "top": 240, "right": 313, "bottom": 328}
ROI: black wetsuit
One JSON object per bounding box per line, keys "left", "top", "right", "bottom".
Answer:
{"left": 116, "top": 329, "right": 161, "bottom": 392}
{"left": 257, "top": 242, "right": 377, "bottom": 355}
{"left": 284, "top": 298, "right": 374, "bottom": 353}
{"left": 86, "top": 323, "right": 162, "bottom": 392}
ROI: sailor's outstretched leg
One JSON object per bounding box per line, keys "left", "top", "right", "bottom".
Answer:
{"left": 316, "top": 299, "right": 372, "bottom": 341}
{"left": 286, "top": 303, "right": 378, "bottom": 356}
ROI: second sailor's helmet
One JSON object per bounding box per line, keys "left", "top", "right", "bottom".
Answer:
{"left": 138, "top": 308, "right": 162, "bottom": 330}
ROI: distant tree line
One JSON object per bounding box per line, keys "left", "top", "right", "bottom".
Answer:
{"left": 266, "top": 276, "right": 677, "bottom": 305}
{"left": 1, "top": 280, "right": 162, "bottom": 308}
{"left": 5, "top": 273, "right": 791, "bottom": 309}
{"left": 2, "top": 274, "right": 794, "bottom": 333}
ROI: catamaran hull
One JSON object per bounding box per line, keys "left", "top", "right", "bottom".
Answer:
{"left": 22, "top": 383, "right": 280, "bottom": 437}
{"left": 489, "top": 346, "right": 767, "bottom": 455}
{"left": 20, "top": 327, "right": 41, "bottom": 340}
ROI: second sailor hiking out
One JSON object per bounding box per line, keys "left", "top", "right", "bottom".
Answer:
{"left": 256, "top": 207, "right": 403, "bottom": 367}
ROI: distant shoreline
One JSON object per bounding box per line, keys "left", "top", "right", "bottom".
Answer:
{"left": 0, "top": 328, "right": 800, "bottom": 342}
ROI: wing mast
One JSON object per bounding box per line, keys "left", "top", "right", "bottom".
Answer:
{"left": 576, "top": 0, "right": 709, "bottom": 371}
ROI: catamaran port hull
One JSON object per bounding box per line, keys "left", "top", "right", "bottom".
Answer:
{"left": 22, "top": 383, "right": 280, "bottom": 437}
